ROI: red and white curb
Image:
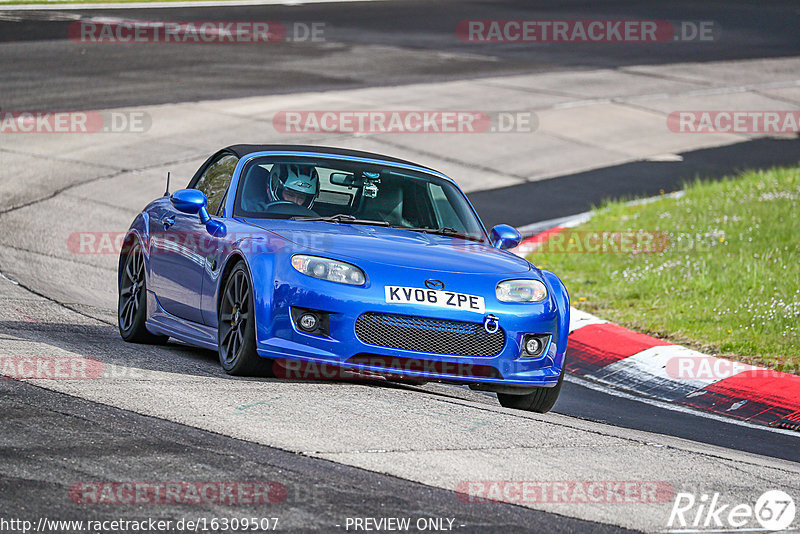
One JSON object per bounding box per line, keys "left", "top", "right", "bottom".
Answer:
{"left": 566, "top": 311, "right": 800, "bottom": 430}
{"left": 513, "top": 220, "right": 800, "bottom": 431}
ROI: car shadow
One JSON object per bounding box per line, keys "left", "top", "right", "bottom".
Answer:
{"left": 0, "top": 320, "right": 426, "bottom": 392}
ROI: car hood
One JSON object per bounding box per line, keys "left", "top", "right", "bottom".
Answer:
{"left": 242, "top": 219, "right": 531, "bottom": 274}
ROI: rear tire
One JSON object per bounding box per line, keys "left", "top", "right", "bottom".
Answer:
{"left": 118, "top": 239, "right": 169, "bottom": 345}
{"left": 218, "top": 262, "right": 273, "bottom": 376}
{"left": 496, "top": 369, "right": 564, "bottom": 413}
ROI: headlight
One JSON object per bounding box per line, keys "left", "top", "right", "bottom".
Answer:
{"left": 291, "top": 255, "right": 366, "bottom": 286}
{"left": 496, "top": 279, "right": 547, "bottom": 302}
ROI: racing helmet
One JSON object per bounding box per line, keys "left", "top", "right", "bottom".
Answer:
{"left": 268, "top": 163, "right": 320, "bottom": 208}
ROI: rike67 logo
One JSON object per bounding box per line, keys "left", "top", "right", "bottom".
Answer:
{"left": 667, "top": 490, "right": 795, "bottom": 532}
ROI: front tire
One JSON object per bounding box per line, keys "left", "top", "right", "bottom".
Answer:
{"left": 496, "top": 369, "right": 564, "bottom": 413}
{"left": 218, "top": 262, "right": 272, "bottom": 376}
{"left": 118, "top": 239, "right": 168, "bottom": 344}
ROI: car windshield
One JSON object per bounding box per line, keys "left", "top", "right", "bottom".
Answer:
{"left": 234, "top": 156, "right": 488, "bottom": 243}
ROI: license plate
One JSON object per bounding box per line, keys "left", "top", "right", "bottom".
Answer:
{"left": 384, "top": 286, "right": 485, "bottom": 314}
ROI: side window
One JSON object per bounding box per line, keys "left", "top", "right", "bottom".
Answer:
{"left": 194, "top": 154, "right": 238, "bottom": 215}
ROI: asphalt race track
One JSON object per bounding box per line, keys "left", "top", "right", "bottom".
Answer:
{"left": 1, "top": 1, "right": 799, "bottom": 532}
{"left": 2, "top": 0, "right": 800, "bottom": 111}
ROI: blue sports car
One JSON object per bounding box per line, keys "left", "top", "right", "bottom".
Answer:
{"left": 118, "top": 145, "right": 570, "bottom": 412}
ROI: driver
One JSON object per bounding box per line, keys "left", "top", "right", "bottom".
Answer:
{"left": 268, "top": 163, "right": 320, "bottom": 208}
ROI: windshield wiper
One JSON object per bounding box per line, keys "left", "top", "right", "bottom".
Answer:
{"left": 292, "top": 214, "right": 390, "bottom": 226}
{"left": 391, "top": 225, "right": 484, "bottom": 243}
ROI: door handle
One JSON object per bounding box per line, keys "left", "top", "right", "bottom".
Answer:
{"left": 162, "top": 216, "right": 175, "bottom": 230}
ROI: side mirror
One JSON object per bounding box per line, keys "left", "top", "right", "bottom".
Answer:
{"left": 171, "top": 189, "right": 208, "bottom": 217}
{"left": 170, "top": 189, "right": 225, "bottom": 235}
{"left": 490, "top": 224, "right": 521, "bottom": 250}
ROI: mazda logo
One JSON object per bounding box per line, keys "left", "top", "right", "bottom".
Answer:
{"left": 424, "top": 279, "right": 445, "bottom": 290}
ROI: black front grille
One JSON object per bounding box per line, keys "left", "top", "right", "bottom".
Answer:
{"left": 355, "top": 312, "right": 505, "bottom": 357}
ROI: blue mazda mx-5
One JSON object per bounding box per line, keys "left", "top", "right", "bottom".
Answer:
{"left": 118, "top": 145, "right": 570, "bottom": 412}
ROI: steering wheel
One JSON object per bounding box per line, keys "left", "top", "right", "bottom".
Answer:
{"left": 263, "top": 201, "right": 318, "bottom": 217}
{"left": 264, "top": 201, "right": 298, "bottom": 210}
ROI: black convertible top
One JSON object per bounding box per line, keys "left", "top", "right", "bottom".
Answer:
{"left": 225, "top": 144, "right": 435, "bottom": 171}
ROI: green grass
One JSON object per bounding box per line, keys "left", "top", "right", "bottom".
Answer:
{"left": 529, "top": 166, "right": 800, "bottom": 372}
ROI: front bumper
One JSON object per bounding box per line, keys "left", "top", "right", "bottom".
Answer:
{"left": 252, "top": 265, "right": 566, "bottom": 387}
